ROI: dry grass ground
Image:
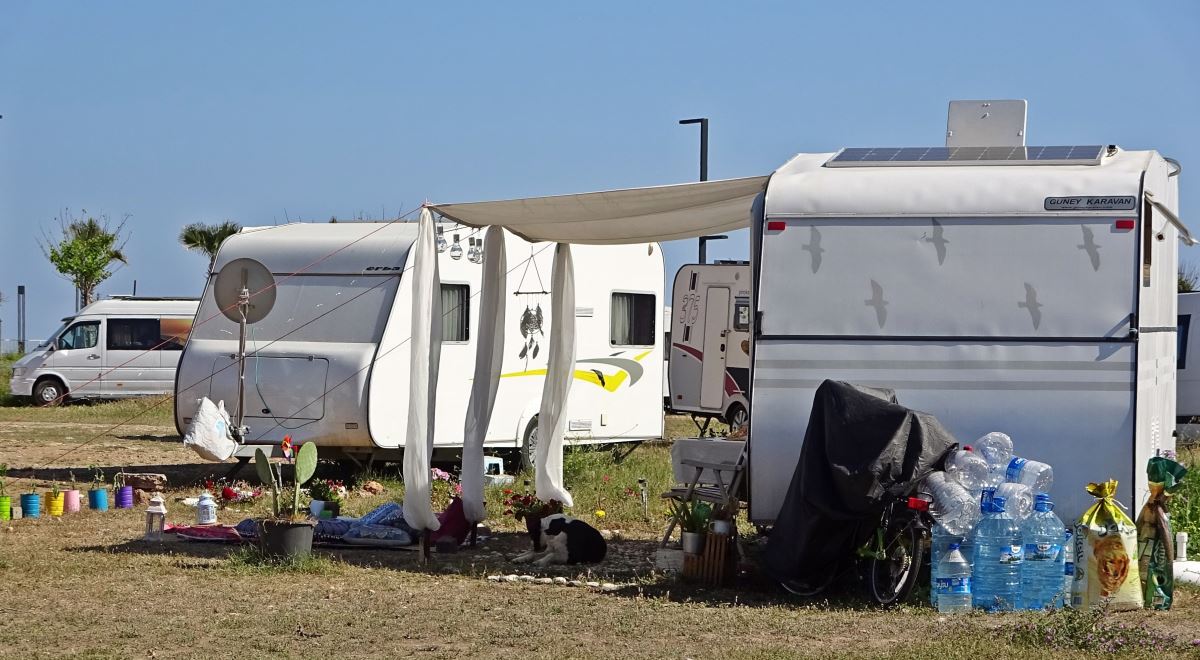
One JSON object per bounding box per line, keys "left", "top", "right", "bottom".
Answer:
{"left": 2, "top": 392, "right": 1200, "bottom": 658}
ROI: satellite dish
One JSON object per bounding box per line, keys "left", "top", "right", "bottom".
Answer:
{"left": 213, "top": 258, "right": 276, "bottom": 324}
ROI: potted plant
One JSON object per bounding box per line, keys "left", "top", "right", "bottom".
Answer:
{"left": 46, "top": 481, "right": 65, "bottom": 517}
{"left": 254, "top": 435, "right": 318, "bottom": 558}
{"left": 63, "top": 471, "right": 81, "bottom": 514}
{"left": 308, "top": 479, "right": 346, "bottom": 518}
{"left": 709, "top": 504, "right": 734, "bottom": 536}
{"left": 502, "top": 490, "right": 564, "bottom": 551}
{"left": 87, "top": 465, "right": 109, "bottom": 511}
{"left": 113, "top": 472, "right": 134, "bottom": 509}
{"left": 0, "top": 463, "right": 10, "bottom": 521}
{"left": 669, "top": 500, "right": 711, "bottom": 555}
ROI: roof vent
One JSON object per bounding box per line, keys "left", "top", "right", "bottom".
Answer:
{"left": 945, "top": 100, "right": 1027, "bottom": 147}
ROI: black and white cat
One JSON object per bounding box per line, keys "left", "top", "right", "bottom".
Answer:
{"left": 512, "top": 514, "right": 607, "bottom": 566}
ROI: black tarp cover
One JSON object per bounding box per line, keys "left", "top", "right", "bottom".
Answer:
{"left": 762, "top": 380, "right": 958, "bottom": 585}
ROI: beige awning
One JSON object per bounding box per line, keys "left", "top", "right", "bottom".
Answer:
{"left": 429, "top": 176, "right": 768, "bottom": 244}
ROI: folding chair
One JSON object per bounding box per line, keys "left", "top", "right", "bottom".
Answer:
{"left": 660, "top": 442, "right": 747, "bottom": 547}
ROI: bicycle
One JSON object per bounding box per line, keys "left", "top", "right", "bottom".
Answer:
{"left": 780, "top": 491, "right": 934, "bottom": 607}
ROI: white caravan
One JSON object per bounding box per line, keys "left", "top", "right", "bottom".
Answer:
{"left": 668, "top": 262, "right": 751, "bottom": 428}
{"left": 750, "top": 102, "right": 1187, "bottom": 522}
{"left": 1176, "top": 291, "right": 1200, "bottom": 437}
{"left": 173, "top": 222, "right": 665, "bottom": 463}
{"left": 9, "top": 297, "right": 198, "bottom": 405}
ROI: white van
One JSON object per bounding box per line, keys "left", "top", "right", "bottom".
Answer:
{"left": 9, "top": 296, "right": 199, "bottom": 405}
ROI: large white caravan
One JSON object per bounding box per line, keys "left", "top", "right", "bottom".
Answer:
{"left": 750, "top": 103, "right": 1187, "bottom": 522}
{"left": 668, "top": 262, "right": 751, "bottom": 428}
{"left": 173, "top": 222, "right": 664, "bottom": 464}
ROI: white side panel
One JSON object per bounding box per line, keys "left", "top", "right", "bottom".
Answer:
{"left": 749, "top": 340, "right": 1136, "bottom": 523}
{"left": 759, "top": 217, "right": 1138, "bottom": 338}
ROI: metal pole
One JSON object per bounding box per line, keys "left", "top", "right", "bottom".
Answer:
{"left": 16, "top": 285, "right": 25, "bottom": 354}
{"left": 680, "top": 117, "right": 712, "bottom": 262}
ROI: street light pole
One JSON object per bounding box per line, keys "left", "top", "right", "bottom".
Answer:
{"left": 679, "top": 117, "right": 725, "bottom": 263}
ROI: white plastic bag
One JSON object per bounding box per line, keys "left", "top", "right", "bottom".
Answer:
{"left": 183, "top": 397, "right": 237, "bottom": 462}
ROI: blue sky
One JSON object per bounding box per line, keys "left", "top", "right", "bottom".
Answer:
{"left": 1, "top": 1, "right": 1198, "bottom": 339}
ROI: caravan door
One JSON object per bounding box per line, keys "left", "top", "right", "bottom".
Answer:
{"left": 700, "top": 287, "right": 730, "bottom": 409}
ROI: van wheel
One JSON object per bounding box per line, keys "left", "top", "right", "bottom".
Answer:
{"left": 521, "top": 416, "right": 539, "bottom": 471}
{"left": 34, "top": 378, "right": 65, "bottom": 407}
{"left": 724, "top": 402, "right": 748, "bottom": 431}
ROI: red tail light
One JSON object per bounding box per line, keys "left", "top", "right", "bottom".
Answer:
{"left": 907, "top": 497, "right": 930, "bottom": 512}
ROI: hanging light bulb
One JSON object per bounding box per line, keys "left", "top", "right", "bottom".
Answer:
{"left": 449, "top": 233, "right": 463, "bottom": 260}
{"left": 436, "top": 226, "right": 448, "bottom": 253}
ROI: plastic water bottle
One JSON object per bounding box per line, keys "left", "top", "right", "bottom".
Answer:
{"left": 976, "top": 432, "right": 1013, "bottom": 486}
{"left": 1062, "top": 527, "right": 1074, "bottom": 608}
{"left": 1020, "top": 493, "right": 1066, "bottom": 610}
{"left": 935, "top": 543, "right": 973, "bottom": 613}
{"left": 972, "top": 494, "right": 1023, "bottom": 611}
{"left": 945, "top": 447, "right": 990, "bottom": 492}
{"left": 994, "top": 482, "right": 1034, "bottom": 521}
{"left": 931, "top": 523, "right": 974, "bottom": 607}
{"left": 1005, "top": 456, "right": 1054, "bottom": 492}
{"left": 925, "top": 471, "right": 980, "bottom": 536}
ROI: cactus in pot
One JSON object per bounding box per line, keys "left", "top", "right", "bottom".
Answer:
{"left": 254, "top": 435, "right": 317, "bottom": 520}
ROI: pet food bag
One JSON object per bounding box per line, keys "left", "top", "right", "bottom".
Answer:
{"left": 1072, "top": 480, "right": 1143, "bottom": 611}
{"left": 183, "top": 397, "right": 237, "bottom": 462}
{"left": 1136, "top": 457, "right": 1188, "bottom": 610}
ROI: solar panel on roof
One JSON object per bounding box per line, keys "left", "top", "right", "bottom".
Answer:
{"left": 825, "top": 145, "right": 1105, "bottom": 167}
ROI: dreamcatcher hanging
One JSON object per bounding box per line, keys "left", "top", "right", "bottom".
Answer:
{"left": 515, "top": 245, "right": 549, "bottom": 368}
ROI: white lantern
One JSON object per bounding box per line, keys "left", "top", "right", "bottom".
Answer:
{"left": 144, "top": 495, "right": 168, "bottom": 541}
{"left": 196, "top": 492, "right": 218, "bottom": 526}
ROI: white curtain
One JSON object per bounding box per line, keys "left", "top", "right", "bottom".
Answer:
{"left": 402, "top": 208, "right": 443, "bottom": 532}
{"left": 461, "top": 226, "right": 507, "bottom": 523}
{"left": 535, "top": 243, "right": 575, "bottom": 506}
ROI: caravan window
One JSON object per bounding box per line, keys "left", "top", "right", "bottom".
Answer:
{"left": 441, "top": 284, "right": 470, "bottom": 342}
{"left": 733, "top": 301, "right": 751, "bottom": 332}
{"left": 1180, "top": 314, "right": 1191, "bottom": 370}
{"left": 108, "top": 319, "right": 161, "bottom": 350}
{"left": 611, "top": 292, "right": 655, "bottom": 346}
{"left": 58, "top": 321, "right": 99, "bottom": 350}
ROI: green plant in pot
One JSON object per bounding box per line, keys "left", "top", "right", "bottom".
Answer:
{"left": 0, "top": 463, "right": 10, "bottom": 522}
{"left": 669, "top": 499, "right": 711, "bottom": 555}
{"left": 254, "top": 435, "right": 318, "bottom": 558}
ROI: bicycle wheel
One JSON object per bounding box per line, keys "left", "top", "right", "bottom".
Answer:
{"left": 866, "top": 518, "right": 924, "bottom": 608}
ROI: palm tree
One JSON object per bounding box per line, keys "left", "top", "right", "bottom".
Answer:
{"left": 179, "top": 221, "right": 242, "bottom": 274}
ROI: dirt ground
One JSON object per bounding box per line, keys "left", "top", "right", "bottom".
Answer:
{"left": 2, "top": 411, "right": 1200, "bottom": 659}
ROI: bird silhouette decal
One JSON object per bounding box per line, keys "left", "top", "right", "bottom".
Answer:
{"left": 865, "top": 279, "right": 888, "bottom": 328}
{"left": 1018, "top": 283, "right": 1043, "bottom": 330}
{"left": 801, "top": 226, "right": 824, "bottom": 273}
{"left": 1077, "top": 225, "right": 1101, "bottom": 271}
{"left": 921, "top": 219, "right": 949, "bottom": 265}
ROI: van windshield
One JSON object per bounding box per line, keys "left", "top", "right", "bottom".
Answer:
{"left": 191, "top": 275, "right": 400, "bottom": 344}
{"left": 37, "top": 320, "right": 72, "bottom": 348}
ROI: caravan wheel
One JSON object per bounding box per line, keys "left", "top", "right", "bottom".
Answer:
{"left": 521, "top": 416, "right": 539, "bottom": 471}
{"left": 724, "top": 402, "right": 748, "bottom": 431}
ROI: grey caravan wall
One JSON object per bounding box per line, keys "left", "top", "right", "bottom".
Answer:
{"left": 749, "top": 149, "right": 1181, "bottom": 523}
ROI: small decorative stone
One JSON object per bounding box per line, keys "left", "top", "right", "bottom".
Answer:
{"left": 552, "top": 577, "right": 569, "bottom": 585}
